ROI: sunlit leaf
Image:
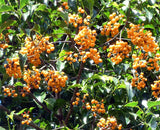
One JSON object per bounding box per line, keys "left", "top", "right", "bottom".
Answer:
{"left": 16, "top": 108, "right": 27, "bottom": 115}
{"left": 8, "top": 111, "right": 15, "bottom": 121}
{"left": 125, "top": 101, "right": 138, "bottom": 107}
{"left": 59, "top": 50, "right": 66, "bottom": 61}
{"left": 147, "top": 101, "right": 160, "bottom": 109}
{"left": 56, "top": 60, "right": 66, "bottom": 71}
{"left": 0, "top": 5, "right": 13, "bottom": 12}
{"left": 18, "top": 53, "right": 27, "bottom": 72}
{"left": 144, "top": 8, "right": 153, "bottom": 22}
{"left": 0, "top": 20, "right": 17, "bottom": 33}
{"left": 44, "top": 98, "right": 56, "bottom": 110}
{"left": 14, "top": 82, "right": 23, "bottom": 87}
{"left": 20, "top": 0, "right": 29, "bottom": 9}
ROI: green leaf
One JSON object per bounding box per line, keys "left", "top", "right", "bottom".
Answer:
{"left": 144, "top": 24, "right": 155, "bottom": 29}
{"left": 0, "top": 20, "right": 17, "bottom": 33}
{"left": 56, "top": 60, "right": 66, "bottom": 71}
{"left": 36, "top": 4, "right": 47, "bottom": 11}
{"left": 34, "top": 119, "right": 40, "bottom": 123}
{"left": 59, "top": 50, "right": 66, "bottom": 61}
{"left": 40, "top": 121, "right": 47, "bottom": 129}
{"left": 8, "top": 76, "right": 14, "bottom": 86}
{"left": 122, "top": 63, "right": 129, "bottom": 72}
{"left": 14, "top": 82, "right": 23, "bottom": 87}
{"left": 60, "top": 12, "right": 68, "bottom": 22}
{"left": 18, "top": 53, "right": 27, "bottom": 72}
{"left": 34, "top": 92, "right": 46, "bottom": 103}
{"left": 0, "top": 5, "right": 13, "bottom": 12}
{"left": 99, "top": 75, "right": 113, "bottom": 82}
{"left": 68, "top": 0, "right": 77, "bottom": 12}
{"left": 122, "top": 0, "right": 129, "bottom": 11}
{"left": 118, "top": 82, "right": 126, "bottom": 89}
{"left": 22, "top": 11, "right": 30, "bottom": 21}
{"left": 8, "top": 111, "right": 15, "bottom": 121}
{"left": 16, "top": 108, "right": 27, "bottom": 115}
{"left": 147, "top": 101, "right": 160, "bottom": 109}
{"left": 0, "top": 0, "right": 5, "bottom": 5}
{"left": 67, "top": 84, "right": 81, "bottom": 90}
{"left": 149, "top": 117, "right": 157, "bottom": 130}
{"left": 136, "top": 109, "right": 143, "bottom": 119}
{"left": 88, "top": 74, "right": 113, "bottom": 82}
{"left": 125, "top": 81, "right": 134, "bottom": 101}
{"left": 145, "top": 8, "right": 153, "bottom": 22}
{"left": 20, "top": 0, "right": 29, "bottom": 9}
{"left": 149, "top": 0, "right": 156, "bottom": 5}
{"left": 125, "top": 101, "right": 138, "bottom": 107}
{"left": 53, "top": 99, "right": 66, "bottom": 111}
{"left": 44, "top": 98, "right": 56, "bottom": 110}
{"left": 0, "top": 126, "right": 6, "bottom": 130}
{"left": 32, "top": 23, "right": 40, "bottom": 33}
{"left": 87, "top": 0, "right": 94, "bottom": 17}
{"left": 28, "top": 107, "right": 35, "bottom": 112}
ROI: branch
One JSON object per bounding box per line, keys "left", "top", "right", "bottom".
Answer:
{"left": 0, "top": 104, "right": 43, "bottom": 130}
{"left": 99, "top": 8, "right": 131, "bottom": 48}
{"left": 65, "top": 62, "right": 84, "bottom": 124}
{"left": 29, "top": 93, "right": 63, "bottom": 123}
{"left": 29, "top": 93, "right": 51, "bottom": 114}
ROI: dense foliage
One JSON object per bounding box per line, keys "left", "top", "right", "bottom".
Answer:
{"left": 0, "top": 0, "right": 160, "bottom": 129}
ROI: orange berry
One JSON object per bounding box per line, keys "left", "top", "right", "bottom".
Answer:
{"left": 13, "top": 93, "right": 18, "bottom": 97}
{"left": 76, "top": 92, "right": 80, "bottom": 96}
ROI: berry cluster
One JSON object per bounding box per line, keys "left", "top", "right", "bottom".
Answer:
{"left": 57, "top": 2, "right": 69, "bottom": 12}
{"left": 85, "top": 99, "right": 105, "bottom": 117}
{"left": 72, "top": 93, "right": 105, "bottom": 117}
{"left": 64, "top": 48, "right": 102, "bottom": 64}
{"left": 3, "top": 86, "right": 18, "bottom": 97}
{"left": 97, "top": 117, "right": 122, "bottom": 130}
{"left": 132, "top": 53, "right": 160, "bottom": 71}
{"left": 67, "top": 7, "right": 90, "bottom": 27}
{"left": 41, "top": 70, "right": 68, "bottom": 93}
{"left": 21, "top": 112, "right": 32, "bottom": 125}
{"left": 0, "top": 33, "right": 9, "bottom": 49}
{"left": 131, "top": 71, "right": 147, "bottom": 90}
{"left": 108, "top": 40, "right": 131, "bottom": 64}
{"left": 101, "top": 13, "right": 125, "bottom": 37}
{"left": 74, "top": 26, "right": 97, "bottom": 50}
{"left": 68, "top": 13, "right": 83, "bottom": 27}
{"left": 20, "top": 35, "right": 55, "bottom": 66}
{"left": 72, "top": 92, "right": 80, "bottom": 105}
{"left": 4, "top": 58, "right": 23, "bottom": 79}
{"left": 151, "top": 76, "right": 160, "bottom": 98}
{"left": 127, "top": 23, "right": 159, "bottom": 53}
{"left": 78, "top": 7, "right": 85, "bottom": 14}
{"left": 23, "top": 66, "right": 41, "bottom": 94}
{"left": 62, "top": 2, "right": 69, "bottom": 10}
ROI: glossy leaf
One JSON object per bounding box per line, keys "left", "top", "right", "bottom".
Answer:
{"left": 20, "top": 0, "right": 29, "bottom": 9}
{"left": 18, "top": 53, "right": 27, "bottom": 72}
{"left": 147, "top": 101, "right": 160, "bottom": 109}
{"left": 125, "top": 101, "right": 138, "bottom": 107}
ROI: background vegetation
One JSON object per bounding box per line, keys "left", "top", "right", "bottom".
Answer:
{"left": 0, "top": 0, "right": 160, "bottom": 129}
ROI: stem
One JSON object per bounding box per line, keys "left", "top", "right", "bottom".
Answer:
{"left": 65, "top": 62, "right": 84, "bottom": 124}
{"left": 0, "top": 104, "right": 43, "bottom": 130}
{"left": 29, "top": 93, "right": 51, "bottom": 114}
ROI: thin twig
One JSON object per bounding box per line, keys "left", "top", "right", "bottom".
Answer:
{"left": 29, "top": 93, "right": 51, "bottom": 114}
{"left": 65, "top": 62, "right": 84, "bottom": 124}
